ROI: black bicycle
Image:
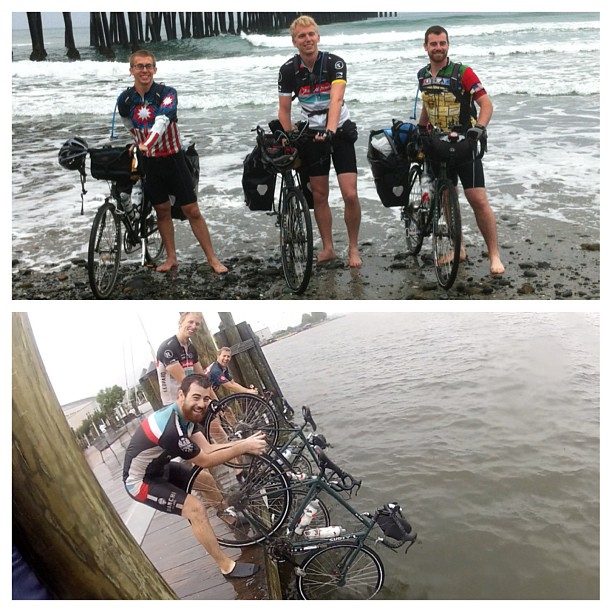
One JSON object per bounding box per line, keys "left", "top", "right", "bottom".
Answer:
{"left": 86, "top": 145, "right": 165, "bottom": 298}
{"left": 256, "top": 124, "right": 314, "bottom": 295}
{"left": 403, "top": 128, "right": 486, "bottom": 289}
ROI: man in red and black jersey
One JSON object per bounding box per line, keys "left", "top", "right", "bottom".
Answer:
{"left": 117, "top": 50, "right": 227, "bottom": 275}
{"left": 418, "top": 26, "right": 505, "bottom": 276}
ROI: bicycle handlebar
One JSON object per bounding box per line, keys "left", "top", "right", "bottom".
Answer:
{"left": 315, "top": 447, "right": 362, "bottom": 494}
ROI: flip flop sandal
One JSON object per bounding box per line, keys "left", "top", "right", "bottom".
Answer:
{"left": 222, "top": 562, "right": 259, "bottom": 579}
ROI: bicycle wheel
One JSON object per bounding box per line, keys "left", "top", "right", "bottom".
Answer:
{"left": 143, "top": 209, "right": 165, "bottom": 264}
{"left": 297, "top": 543, "right": 385, "bottom": 600}
{"left": 432, "top": 179, "right": 462, "bottom": 289}
{"left": 403, "top": 164, "right": 425, "bottom": 255}
{"left": 87, "top": 201, "right": 121, "bottom": 299}
{"left": 189, "top": 454, "right": 291, "bottom": 548}
{"left": 280, "top": 185, "right": 313, "bottom": 294}
{"left": 203, "top": 394, "right": 280, "bottom": 467}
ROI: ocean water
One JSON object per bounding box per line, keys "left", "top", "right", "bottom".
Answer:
{"left": 262, "top": 312, "right": 600, "bottom": 599}
{"left": 12, "top": 12, "right": 600, "bottom": 271}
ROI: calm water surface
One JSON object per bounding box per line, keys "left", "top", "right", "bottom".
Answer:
{"left": 263, "top": 312, "right": 600, "bottom": 599}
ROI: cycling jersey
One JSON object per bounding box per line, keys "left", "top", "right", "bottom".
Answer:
{"left": 204, "top": 360, "right": 232, "bottom": 391}
{"left": 122, "top": 403, "right": 202, "bottom": 513}
{"left": 418, "top": 59, "right": 486, "bottom": 131}
{"left": 117, "top": 81, "right": 182, "bottom": 156}
{"left": 156, "top": 335, "right": 199, "bottom": 406}
{"left": 278, "top": 51, "right": 350, "bottom": 130}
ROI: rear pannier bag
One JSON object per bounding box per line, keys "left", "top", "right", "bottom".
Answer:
{"left": 89, "top": 146, "right": 133, "bottom": 182}
{"left": 242, "top": 146, "right": 277, "bottom": 211}
{"left": 367, "top": 130, "right": 412, "bottom": 208}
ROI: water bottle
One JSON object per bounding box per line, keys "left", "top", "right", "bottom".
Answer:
{"left": 120, "top": 192, "right": 133, "bottom": 216}
{"left": 276, "top": 447, "right": 293, "bottom": 468}
{"left": 287, "top": 471, "right": 307, "bottom": 482}
{"left": 303, "top": 526, "right": 345, "bottom": 540}
{"left": 131, "top": 180, "right": 143, "bottom": 220}
{"left": 421, "top": 173, "right": 432, "bottom": 208}
{"left": 294, "top": 499, "right": 320, "bottom": 535}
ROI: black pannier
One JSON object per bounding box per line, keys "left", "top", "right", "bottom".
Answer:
{"left": 89, "top": 145, "right": 133, "bottom": 182}
{"left": 242, "top": 146, "right": 277, "bottom": 211}
{"left": 367, "top": 130, "right": 412, "bottom": 208}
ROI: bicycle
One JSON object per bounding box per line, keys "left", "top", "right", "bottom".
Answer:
{"left": 255, "top": 123, "right": 314, "bottom": 295}
{"left": 403, "top": 128, "right": 486, "bottom": 290}
{"left": 188, "top": 437, "right": 417, "bottom": 599}
{"left": 204, "top": 394, "right": 329, "bottom": 477}
{"left": 85, "top": 145, "right": 166, "bottom": 298}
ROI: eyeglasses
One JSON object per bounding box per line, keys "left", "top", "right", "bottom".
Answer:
{"left": 131, "top": 63, "right": 155, "bottom": 71}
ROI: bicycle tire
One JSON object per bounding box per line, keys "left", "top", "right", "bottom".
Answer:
{"left": 87, "top": 201, "right": 121, "bottom": 299}
{"left": 296, "top": 543, "right": 385, "bottom": 600}
{"left": 188, "top": 454, "right": 291, "bottom": 548}
{"left": 280, "top": 185, "right": 313, "bottom": 294}
{"left": 432, "top": 179, "right": 462, "bottom": 289}
{"left": 403, "top": 164, "right": 425, "bottom": 256}
{"left": 203, "top": 394, "right": 280, "bottom": 467}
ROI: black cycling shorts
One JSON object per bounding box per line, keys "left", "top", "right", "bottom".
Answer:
{"left": 127, "top": 461, "right": 198, "bottom": 515}
{"left": 142, "top": 151, "right": 197, "bottom": 207}
{"left": 301, "top": 135, "right": 358, "bottom": 177}
{"left": 430, "top": 156, "right": 486, "bottom": 190}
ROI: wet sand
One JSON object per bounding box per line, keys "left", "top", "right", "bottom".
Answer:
{"left": 12, "top": 209, "right": 599, "bottom": 300}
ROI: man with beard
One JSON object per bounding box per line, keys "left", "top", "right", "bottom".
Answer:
{"left": 417, "top": 25, "right": 505, "bottom": 275}
{"left": 123, "top": 374, "right": 267, "bottom": 579}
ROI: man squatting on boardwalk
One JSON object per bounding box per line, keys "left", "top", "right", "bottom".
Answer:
{"left": 123, "top": 374, "right": 267, "bottom": 579}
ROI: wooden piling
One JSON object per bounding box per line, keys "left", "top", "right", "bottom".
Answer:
{"left": 12, "top": 313, "right": 177, "bottom": 599}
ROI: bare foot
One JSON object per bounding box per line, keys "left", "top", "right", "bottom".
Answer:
{"left": 348, "top": 248, "right": 363, "bottom": 268}
{"left": 156, "top": 259, "right": 179, "bottom": 273}
{"left": 209, "top": 259, "right": 228, "bottom": 274}
{"left": 316, "top": 249, "right": 337, "bottom": 265}
{"left": 490, "top": 256, "right": 505, "bottom": 275}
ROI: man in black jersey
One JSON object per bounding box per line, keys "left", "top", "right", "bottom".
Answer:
{"left": 278, "top": 16, "right": 363, "bottom": 268}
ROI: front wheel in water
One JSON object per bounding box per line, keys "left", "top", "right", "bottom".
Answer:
{"left": 403, "top": 164, "right": 425, "bottom": 256}
{"left": 88, "top": 201, "right": 121, "bottom": 299}
{"left": 296, "top": 543, "right": 385, "bottom": 600}
{"left": 432, "top": 179, "right": 462, "bottom": 289}
{"left": 280, "top": 185, "right": 313, "bottom": 294}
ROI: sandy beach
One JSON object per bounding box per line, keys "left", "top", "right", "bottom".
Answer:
{"left": 13, "top": 210, "right": 599, "bottom": 300}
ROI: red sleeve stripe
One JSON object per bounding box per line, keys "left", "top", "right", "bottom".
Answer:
{"left": 142, "top": 417, "right": 160, "bottom": 444}
{"left": 134, "top": 483, "right": 150, "bottom": 501}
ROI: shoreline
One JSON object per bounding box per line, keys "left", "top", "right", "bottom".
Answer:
{"left": 12, "top": 212, "right": 599, "bottom": 300}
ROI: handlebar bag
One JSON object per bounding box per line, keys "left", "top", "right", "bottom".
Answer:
{"left": 376, "top": 506, "right": 413, "bottom": 542}
{"left": 422, "top": 132, "right": 473, "bottom": 164}
{"left": 89, "top": 146, "right": 133, "bottom": 181}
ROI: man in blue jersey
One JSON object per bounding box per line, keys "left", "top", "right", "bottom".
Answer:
{"left": 278, "top": 16, "right": 363, "bottom": 268}
{"left": 118, "top": 49, "right": 227, "bottom": 274}
{"left": 205, "top": 347, "right": 259, "bottom": 395}
{"left": 123, "top": 374, "right": 266, "bottom": 579}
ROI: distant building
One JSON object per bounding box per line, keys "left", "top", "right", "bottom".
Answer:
{"left": 62, "top": 397, "right": 99, "bottom": 430}
{"left": 255, "top": 327, "right": 273, "bottom": 345}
